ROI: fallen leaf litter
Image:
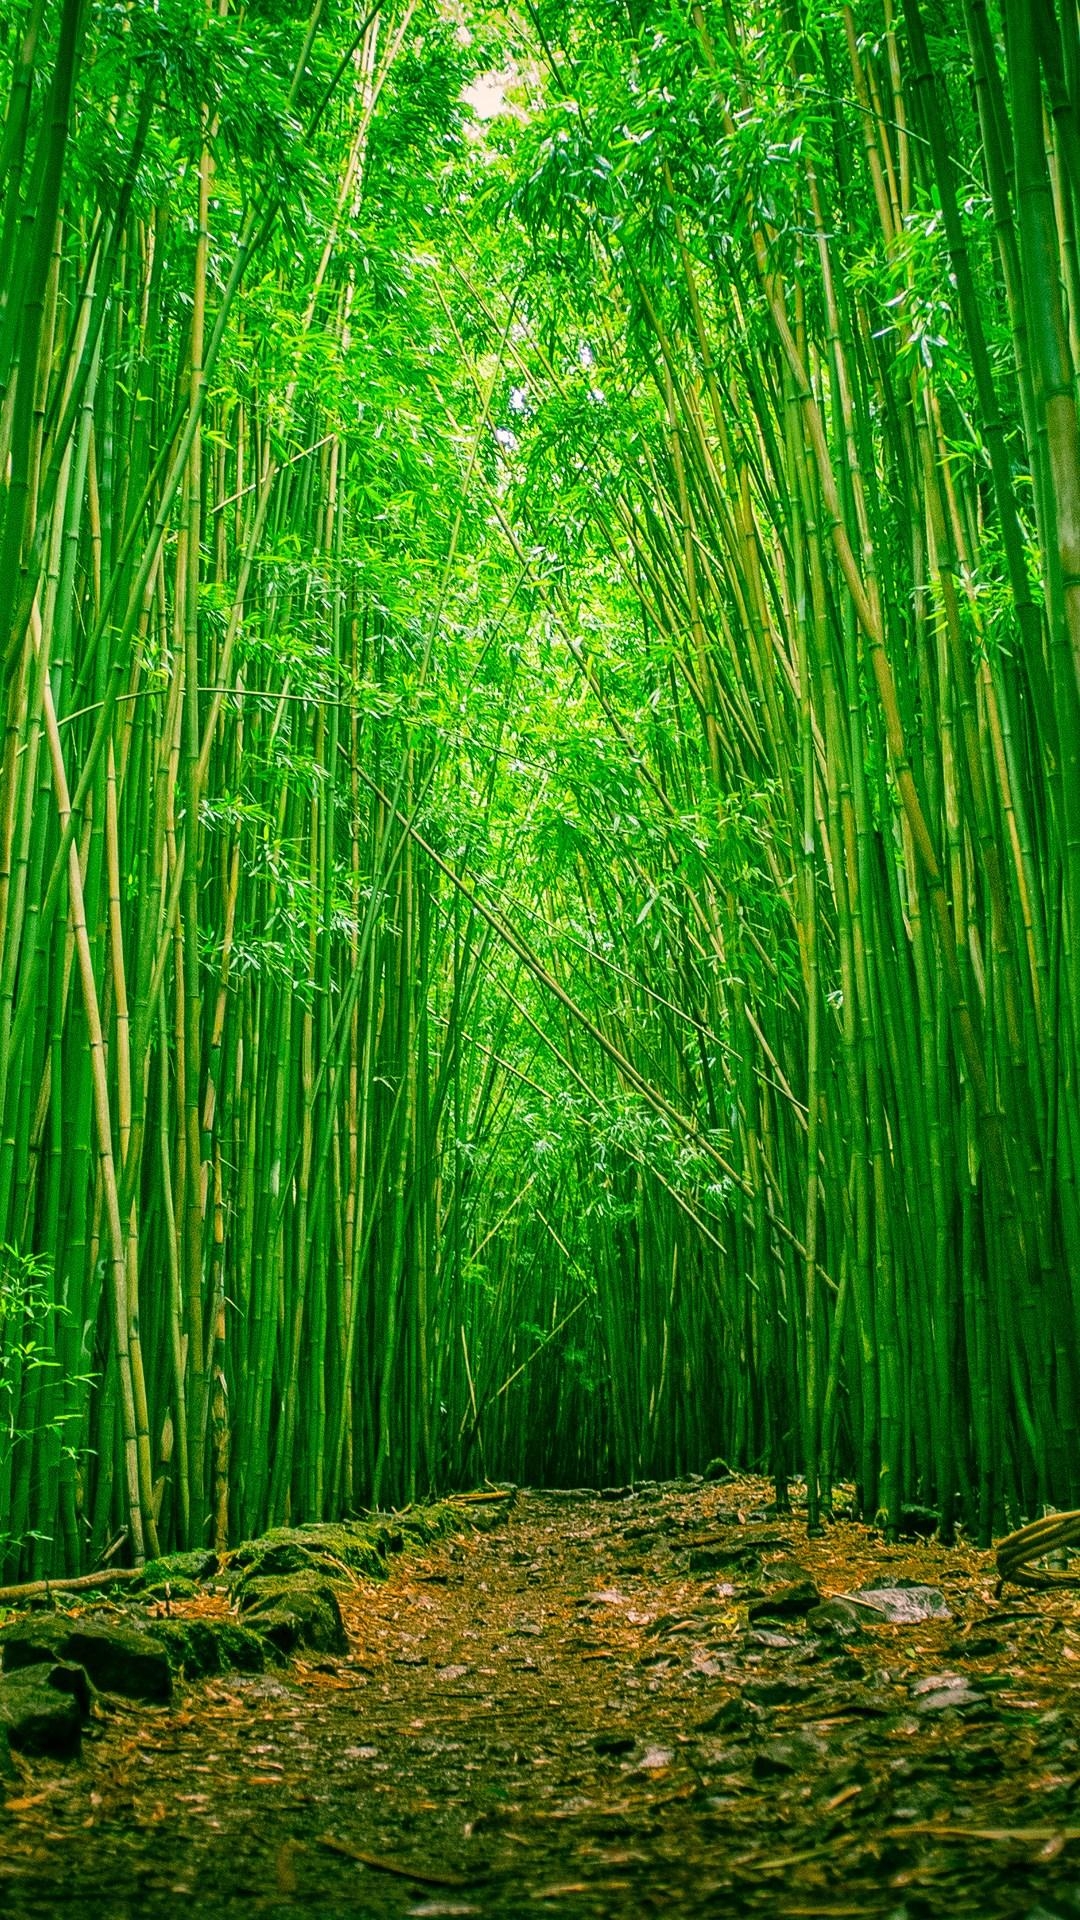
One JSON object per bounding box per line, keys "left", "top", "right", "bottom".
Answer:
{"left": 1, "top": 1477, "right": 1079, "bottom": 1916}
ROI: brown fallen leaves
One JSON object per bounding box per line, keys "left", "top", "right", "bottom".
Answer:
{"left": 2, "top": 1477, "right": 1080, "bottom": 1917}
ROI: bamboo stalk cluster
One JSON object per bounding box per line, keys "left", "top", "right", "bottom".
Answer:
{"left": 0, "top": 0, "right": 517, "bottom": 1571}
{"left": 493, "top": 0, "right": 1080, "bottom": 1539}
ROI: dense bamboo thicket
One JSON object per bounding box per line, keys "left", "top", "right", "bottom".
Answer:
{"left": 493, "top": 0, "right": 1080, "bottom": 1542}
{"left": 1, "top": 0, "right": 1077, "bottom": 1575}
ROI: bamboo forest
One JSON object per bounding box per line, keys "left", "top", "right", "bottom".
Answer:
{"left": 3, "top": 2, "right": 1080, "bottom": 1914}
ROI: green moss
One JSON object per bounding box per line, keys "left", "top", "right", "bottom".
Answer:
{"left": 148, "top": 1617, "right": 269, "bottom": 1679}
{"left": 238, "top": 1574, "right": 347, "bottom": 1656}
{"left": 134, "top": 1551, "right": 218, "bottom": 1591}
{"left": 140, "top": 1578, "right": 199, "bottom": 1603}
{"left": 229, "top": 1522, "right": 387, "bottom": 1585}
{"left": 225, "top": 1500, "right": 476, "bottom": 1590}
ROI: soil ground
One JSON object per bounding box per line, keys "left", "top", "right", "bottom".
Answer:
{"left": 1, "top": 1479, "right": 1078, "bottom": 1918}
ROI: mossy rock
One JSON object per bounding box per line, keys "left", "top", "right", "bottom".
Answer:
{"left": 150, "top": 1619, "right": 230, "bottom": 1679}
{"left": 149, "top": 1617, "right": 269, "bottom": 1679}
{"left": 238, "top": 1573, "right": 346, "bottom": 1655}
{"left": 396, "top": 1514, "right": 442, "bottom": 1545}
{"left": 371, "top": 1524, "right": 405, "bottom": 1557}
{"left": 0, "top": 1616, "right": 73, "bottom": 1668}
{"left": 806, "top": 1599, "right": 865, "bottom": 1639}
{"left": 238, "top": 1570, "right": 342, "bottom": 1613}
{"left": 214, "top": 1620, "right": 274, "bottom": 1671}
{"left": 133, "top": 1551, "right": 218, "bottom": 1592}
{"left": 238, "top": 1542, "right": 316, "bottom": 1580}
{"left": 230, "top": 1523, "right": 385, "bottom": 1586}
{"left": 747, "top": 1579, "right": 820, "bottom": 1623}
{"left": 293, "top": 1521, "right": 382, "bottom": 1559}
{"left": 140, "top": 1578, "right": 200, "bottom": 1603}
{"left": 63, "top": 1622, "right": 173, "bottom": 1702}
{"left": 0, "top": 1614, "right": 172, "bottom": 1702}
{"left": 224, "top": 1499, "right": 476, "bottom": 1597}
{"left": 383, "top": 1503, "right": 465, "bottom": 1546}
{"left": 0, "top": 1664, "right": 87, "bottom": 1758}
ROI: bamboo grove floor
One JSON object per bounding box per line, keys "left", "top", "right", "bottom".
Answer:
{"left": 1, "top": 1480, "right": 1078, "bottom": 1917}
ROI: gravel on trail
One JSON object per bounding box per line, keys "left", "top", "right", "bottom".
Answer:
{"left": 1, "top": 1478, "right": 1078, "bottom": 1919}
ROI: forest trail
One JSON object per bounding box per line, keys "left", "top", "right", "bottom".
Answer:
{"left": 1, "top": 1481, "right": 1077, "bottom": 1919}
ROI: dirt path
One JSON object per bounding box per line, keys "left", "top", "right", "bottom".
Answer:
{"left": 1, "top": 1481, "right": 1078, "bottom": 1918}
